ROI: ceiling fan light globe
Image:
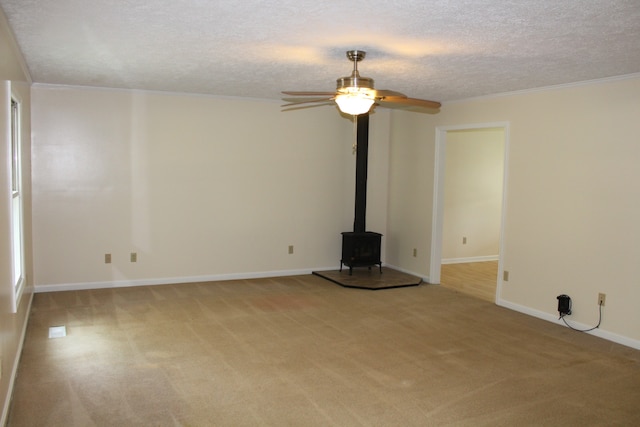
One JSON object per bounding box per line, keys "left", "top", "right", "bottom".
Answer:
{"left": 335, "top": 93, "right": 375, "bottom": 115}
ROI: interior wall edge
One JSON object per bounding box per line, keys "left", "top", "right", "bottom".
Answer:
{"left": 30, "top": 81, "right": 283, "bottom": 105}
{"left": 443, "top": 71, "right": 640, "bottom": 105}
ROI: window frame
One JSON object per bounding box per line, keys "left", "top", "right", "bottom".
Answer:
{"left": 10, "top": 93, "right": 25, "bottom": 312}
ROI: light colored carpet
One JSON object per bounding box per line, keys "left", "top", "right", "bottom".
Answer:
{"left": 8, "top": 275, "right": 640, "bottom": 426}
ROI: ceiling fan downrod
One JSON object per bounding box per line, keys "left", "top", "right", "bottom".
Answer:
{"left": 337, "top": 50, "right": 374, "bottom": 91}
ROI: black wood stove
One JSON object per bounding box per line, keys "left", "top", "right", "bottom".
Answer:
{"left": 340, "top": 114, "right": 383, "bottom": 275}
{"left": 341, "top": 231, "right": 382, "bottom": 275}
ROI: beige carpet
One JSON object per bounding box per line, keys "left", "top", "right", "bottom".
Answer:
{"left": 8, "top": 275, "right": 640, "bottom": 426}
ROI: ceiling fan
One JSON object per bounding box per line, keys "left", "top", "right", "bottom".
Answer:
{"left": 282, "top": 50, "right": 441, "bottom": 116}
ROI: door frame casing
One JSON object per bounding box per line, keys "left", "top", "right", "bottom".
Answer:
{"left": 429, "top": 122, "right": 510, "bottom": 304}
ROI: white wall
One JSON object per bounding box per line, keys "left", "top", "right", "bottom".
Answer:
{"left": 442, "top": 128, "right": 504, "bottom": 262}
{"left": 386, "top": 111, "right": 438, "bottom": 273}
{"left": 387, "top": 76, "right": 640, "bottom": 347}
{"left": 31, "top": 85, "right": 392, "bottom": 289}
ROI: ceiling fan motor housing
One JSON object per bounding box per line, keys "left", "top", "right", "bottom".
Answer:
{"left": 336, "top": 74, "right": 374, "bottom": 91}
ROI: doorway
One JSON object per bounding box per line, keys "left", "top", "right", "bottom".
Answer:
{"left": 429, "top": 123, "right": 509, "bottom": 303}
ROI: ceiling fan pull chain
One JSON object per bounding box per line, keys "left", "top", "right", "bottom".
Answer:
{"left": 352, "top": 115, "right": 358, "bottom": 155}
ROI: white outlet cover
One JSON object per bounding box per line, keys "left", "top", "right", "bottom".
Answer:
{"left": 48, "top": 325, "right": 67, "bottom": 339}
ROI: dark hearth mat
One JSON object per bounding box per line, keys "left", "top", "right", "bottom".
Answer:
{"left": 313, "top": 268, "right": 422, "bottom": 290}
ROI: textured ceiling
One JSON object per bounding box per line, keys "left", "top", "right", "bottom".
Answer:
{"left": 2, "top": 0, "right": 640, "bottom": 103}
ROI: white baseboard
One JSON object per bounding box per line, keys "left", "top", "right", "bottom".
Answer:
{"left": 33, "top": 268, "right": 328, "bottom": 293}
{"left": 34, "top": 265, "right": 430, "bottom": 293}
{"left": 441, "top": 255, "right": 499, "bottom": 264}
{"left": 496, "top": 298, "right": 640, "bottom": 350}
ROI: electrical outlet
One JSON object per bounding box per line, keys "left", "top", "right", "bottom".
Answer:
{"left": 462, "top": 237, "right": 467, "bottom": 244}
{"left": 130, "top": 252, "right": 137, "bottom": 262}
{"left": 288, "top": 245, "right": 294, "bottom": 254}
{"left": 413, "top": 248, "right": 417, "bottom": 257}
{"left": 105, "top": 253, "right": 111, "bottom": 264}
{"left": 598, "top": 293, "right": 606, "bottom": 306}
{"left": 503, "top": 270, "right": 509, "bottom": 281}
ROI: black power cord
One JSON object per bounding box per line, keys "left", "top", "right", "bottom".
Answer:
{"left": 560, "top": 301, "right": 602, "bottom": 332}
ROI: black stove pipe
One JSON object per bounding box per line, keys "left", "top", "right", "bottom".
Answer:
{"left": 353, "top": 114, "right": 369, "bottom": 233}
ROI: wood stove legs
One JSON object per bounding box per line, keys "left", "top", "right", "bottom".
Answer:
{"left": 339, "top": 262, "right": 383, "bottom": 276}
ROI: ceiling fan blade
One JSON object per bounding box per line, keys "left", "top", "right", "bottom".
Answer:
{"left": 281, "top": 98, "right": 334, "bottom": 107}
{"left": 282, "top": 102, "right": 335, "bottom": 112}
{"left": 374, "top": 89, "right": 407, "bottom": 98}
{"left": 282, "top": 91, "right": 336, "bottom": 96}
{"left": 282, "top": 97, "right": 332, "bottom": 103}
{"left": 377, "top": 97, "right": 441, "bottom": 110}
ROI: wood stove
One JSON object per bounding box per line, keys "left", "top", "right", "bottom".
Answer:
{"left": 341, "top": 231, "right": 382, "bottom": 275}
{"left": 340, "top": 114, "right": 383, "bottom": 275}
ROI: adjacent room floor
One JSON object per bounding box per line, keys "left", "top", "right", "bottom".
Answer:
{"left": 8, "top": 274, "right": 640, "bottom": 426}
{"left": 440, "top": 261, "right": 498, "bottom": 302}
